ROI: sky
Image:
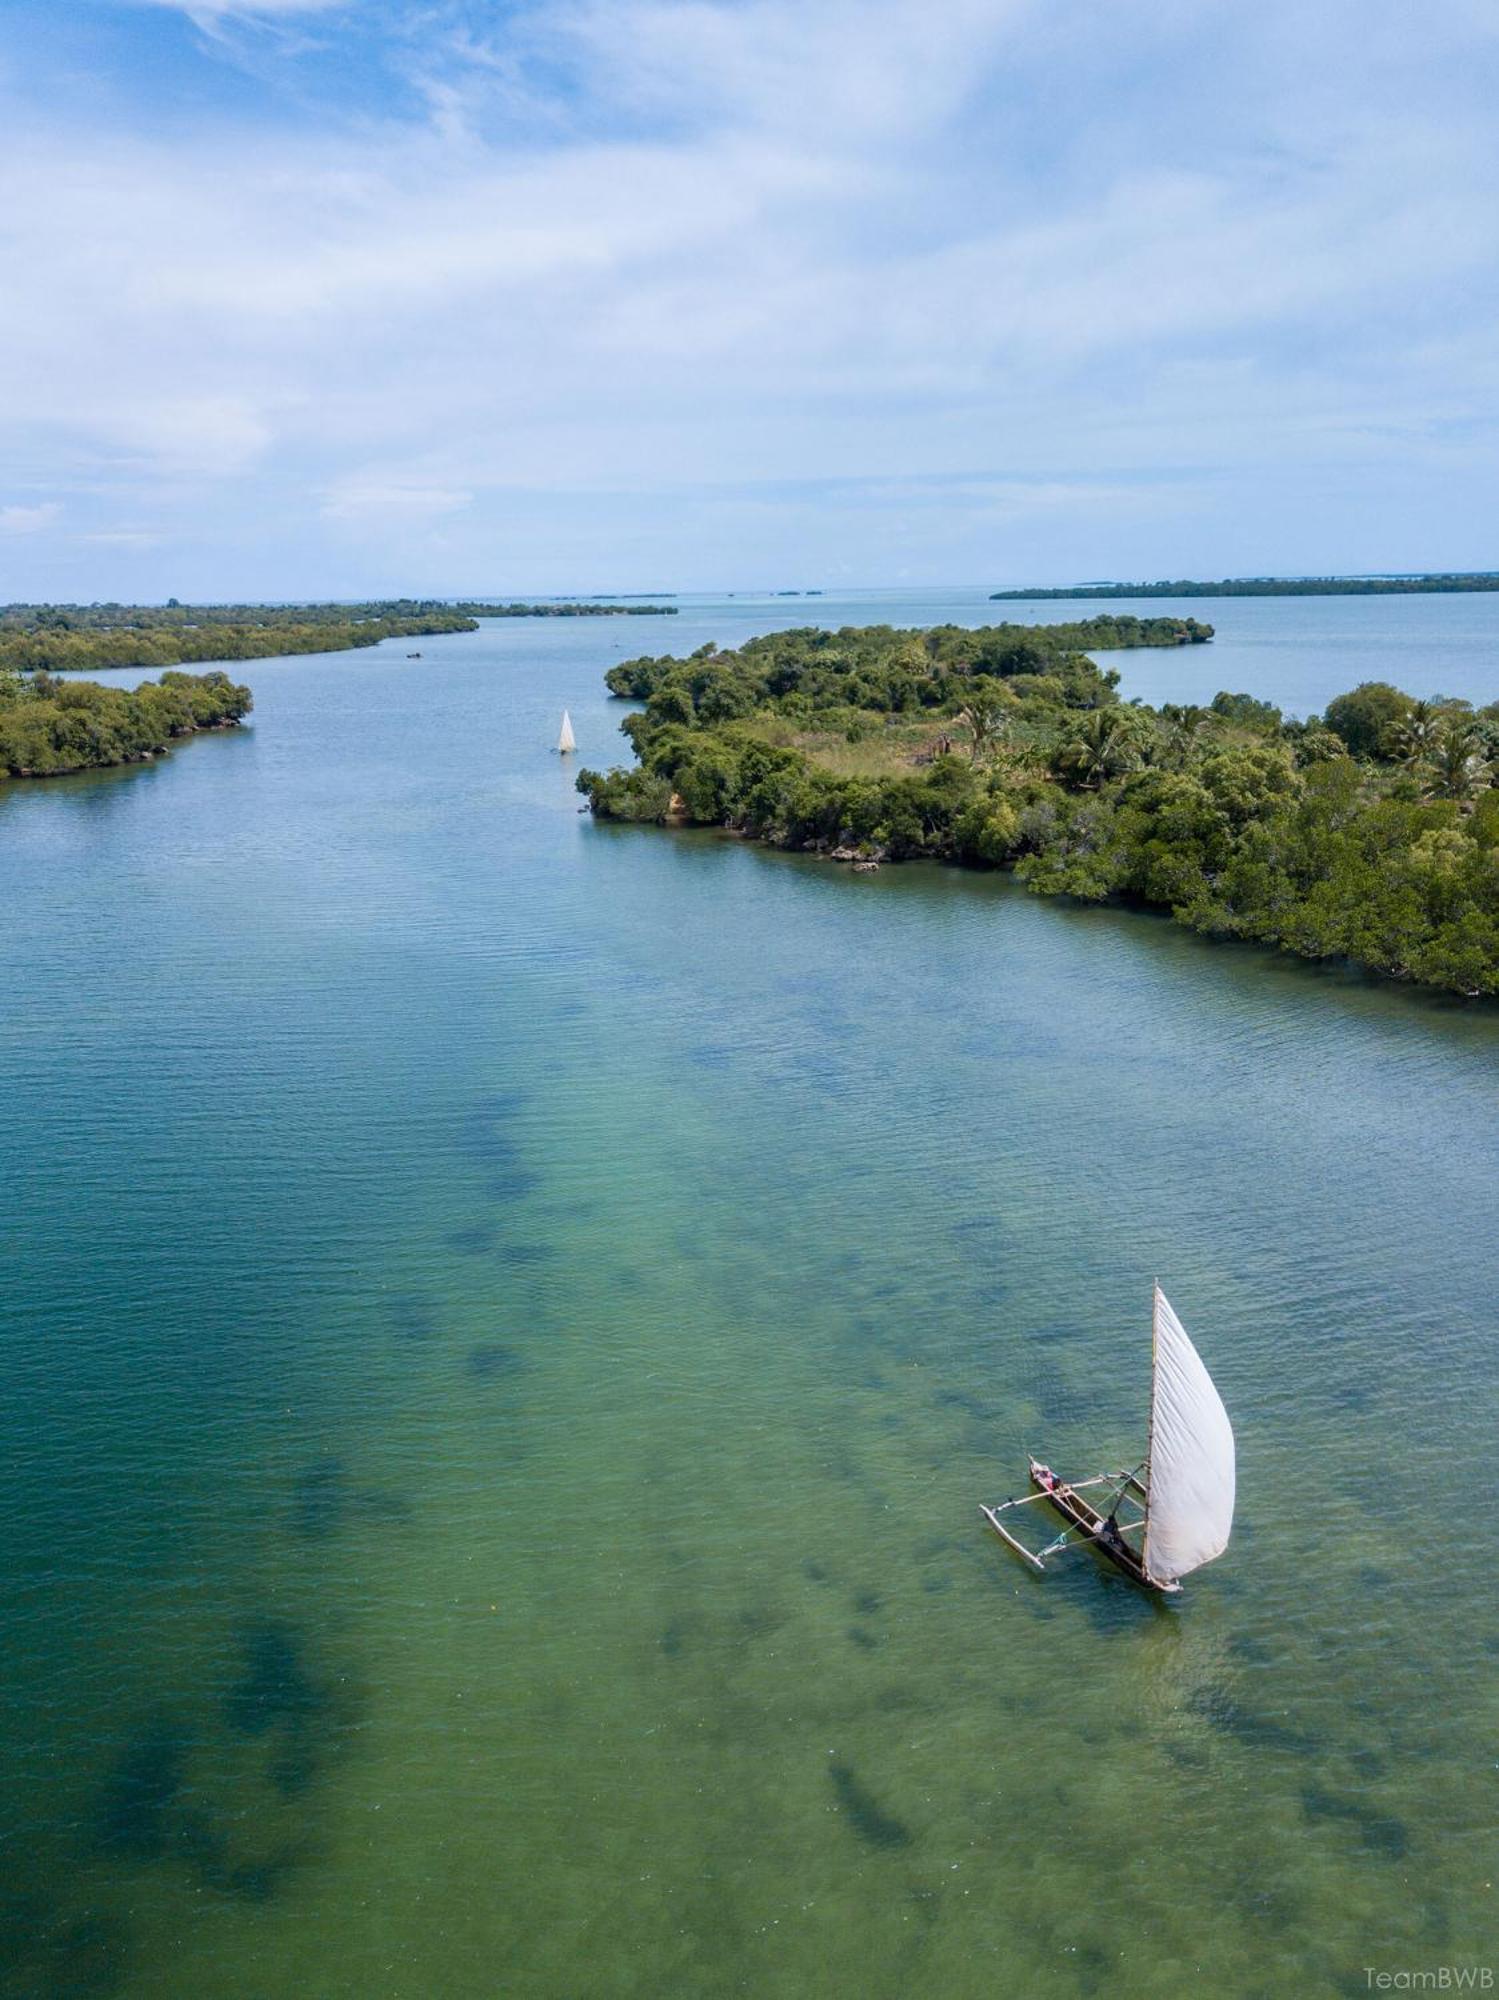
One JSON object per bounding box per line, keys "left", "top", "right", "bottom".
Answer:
{"left": 0, "top": 0, "right": 1496, "bottom": 600}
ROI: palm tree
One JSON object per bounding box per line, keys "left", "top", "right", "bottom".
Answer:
{"left": 1054, "top": 708, "right": 1147, "bottom": 789}
{"left": 1160, "top": 702, "right": 1212, "bottom": 768}
{"left": 955, "top": 701, "right": 1009, "bottom": 763}
{"left": 1385, "top": 698, "right": 1456, "bottom": 767}
{"left": 1425, "top": 717, "right": 1491, "bottom": 801}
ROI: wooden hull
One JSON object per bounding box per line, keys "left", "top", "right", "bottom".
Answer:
{"left": 1028, "top": 1458, "right": 1180, "bottom": 1594}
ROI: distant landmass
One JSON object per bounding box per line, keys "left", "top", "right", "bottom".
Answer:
{"left": 0, "top": 600, "right": 480, "bottom": 675}
{"left": 0, "top": 597, "right": 680, "bottom": 676}
{"left": 467, "top": 601, "right": 677, "bottom": 616}
{"left": 991, "top": 573, "right": 1499, "bottom": 600}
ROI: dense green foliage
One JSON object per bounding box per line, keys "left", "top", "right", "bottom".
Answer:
{"left": 991, "top": 574, "right": 1499, "bottom": 599}
{"left": 0, "top": 601, "right": 478, "bottom": 674}
{"left": 601, "top": 615, "right": 1211, "bottom": 705}
{"left": 0, "top": 597, "right": 676, "bottom": 676}
{"left": 463, "top": 602, "right": 678, "bottom": 616}
{"left": 578, "top": 624, "right": 1499, "bottom": 997}
{"left": 0, "top": 669, "right": 252, "bottom": 778}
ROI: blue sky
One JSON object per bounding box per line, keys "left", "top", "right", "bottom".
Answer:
{"left": 1, "top": 0, "right": 1496, "bottom": 599}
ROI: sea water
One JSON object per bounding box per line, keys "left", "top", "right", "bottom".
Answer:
{"left": 3, "top": 590, "right": 1497, "bottom": 1998}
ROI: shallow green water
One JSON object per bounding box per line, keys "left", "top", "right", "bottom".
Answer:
{"left": 4, "top": 593, "right": 1498, "bottom": 1999}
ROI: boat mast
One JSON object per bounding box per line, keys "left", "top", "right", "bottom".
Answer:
{"left": 1140, "top": 1281, "right": 1161, "bottom": 1548}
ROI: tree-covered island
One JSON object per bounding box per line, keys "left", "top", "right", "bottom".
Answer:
{"left": 991, "top": 573, "right": 1499, "bottom": 599}
{"left": 0, "top": 598, "right": 677, "bottom": 676}
{"left": 0, "top": 669, "right": 252, "bottom": 779}
{"left": 458, "top": 601, "right": 677, "bottom": 618}
{"left": 577, "top": 619, "right": 1499, "bottom": 997}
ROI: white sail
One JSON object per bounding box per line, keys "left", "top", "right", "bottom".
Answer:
{"left": 558, "top": 709, "right": 576, "bottom": 753}
{"left": 1143, "top": 1286, "right": 1235, "bottom": 1585}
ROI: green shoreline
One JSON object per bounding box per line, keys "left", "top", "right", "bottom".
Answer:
{"left": 0, "top": 598, "right": 676, "bottom": 677}
{"left": 991, "top": 572, "right": 1499, "bottom": 600}
{"left": 578, "top": 619, "right": 1499, "bottom": 998}
{"left": 1, "top": 670, "right": 253, "bottom": 781}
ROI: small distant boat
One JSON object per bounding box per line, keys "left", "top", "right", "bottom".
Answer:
{"left": 557, "top": 710, "right": 576, "bottom": 754}
{"left": 407, "top": 651, "right": 422, "bottom": 659}
{"left": 981, "top": 1285, "right": 1235, "bottom": 1594}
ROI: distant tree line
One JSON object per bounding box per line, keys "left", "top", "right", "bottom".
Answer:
{"left": 0, "top": 669, "right": 253, "bottom": 779}
{"left": 0, "top": 597, "right": 677, "bottom": 675}
{"left": 0, "top": 601, "right": 479, "bottom": 674}
{"left": 990, "top": 574, "right": 1499, "bottom": 599}
{"left": 577, "top": 621, "right": 1499, "bottom": 998}
{"left": 459, "top": 602, "right": 678, "bottom": 617}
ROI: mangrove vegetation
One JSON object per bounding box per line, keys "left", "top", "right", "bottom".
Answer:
{"left": 577, "top": 621, "right": 1499, "bottom": 997}
{"left": 470, "top": 602, "right": 678, "bottom": 616}
{"left": 0, "top": 669, "right": 252, "bottom": 779}
{"left": 0, "top": 597, "right": 676, "bottom": 676}
{"left": 990, "top": 574, "right": 1499, "bottom": 600}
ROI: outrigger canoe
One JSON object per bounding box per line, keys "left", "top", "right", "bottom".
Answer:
{"left": 981, "top": 1286, "right": 1235, "bottom": 1596}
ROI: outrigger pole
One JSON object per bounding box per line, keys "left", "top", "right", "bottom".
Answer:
{"left": 979, "top": 1470, "right": 1131, "bottom": 1572}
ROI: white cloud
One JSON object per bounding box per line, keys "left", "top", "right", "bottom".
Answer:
{"left": 131, "top": 0, "right": 347, "bottom": 16}
{"left": 0, "top": 502, "right": 62, "bottom": 535}
{"left": 106, "top": 397, "right": 276, "bottom": 477}
{"left": 2, "top": 0, "right": 1497, "bottom": 591}
{"left": 535, "top": 0, "right": 1026, "bottom": 143}
{"left": 321, "top": 480, "right": 472, "bottom": 520}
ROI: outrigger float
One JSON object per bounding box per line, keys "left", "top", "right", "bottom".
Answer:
{"left": 981, "top": 1286, "right": 1235, "bottom": 1595}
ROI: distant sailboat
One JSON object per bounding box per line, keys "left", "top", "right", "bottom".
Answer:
{"left": 557, "top": 710, "right": 576, "bottom": 754}
{"left": 980, "top": 1285, "right": 1235, "bottom": 1593}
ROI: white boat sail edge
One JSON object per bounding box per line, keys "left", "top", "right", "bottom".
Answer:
{"left": 558, "top": 709, "right": 576, "bottom": 753}
{"left": 1142, "top": 1285, "right": 1236, "bottom": 1586}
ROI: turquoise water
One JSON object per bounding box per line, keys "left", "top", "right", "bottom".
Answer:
{"left": 3, "top": 591, "right": 1498, "bottom": 1999}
